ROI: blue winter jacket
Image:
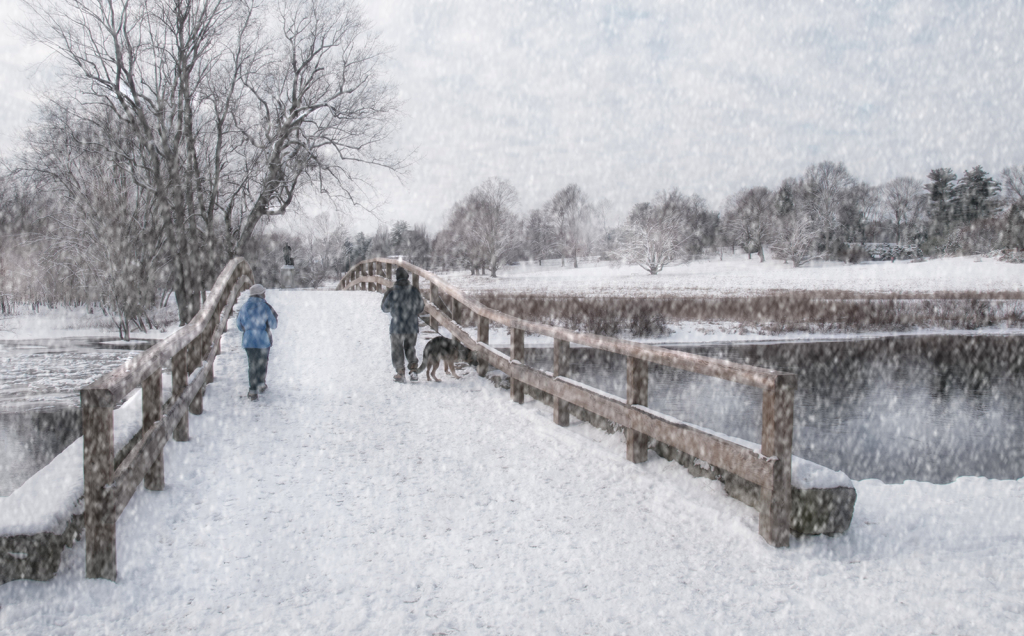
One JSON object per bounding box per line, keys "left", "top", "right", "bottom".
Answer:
{"left": 381, "top": 280, "right": 424, "bottom": 335}
{"left": 237, "top": 296, "right": 278, "bottom": 349}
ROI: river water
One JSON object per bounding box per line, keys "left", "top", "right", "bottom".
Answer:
{"left": 3, "top": 333, "right": 1023, "bottom": 495}
{"left": 516, "top": 333, "right": 1024, "bottom": 484}
{"left": 0, "top": 338, "right": 152, "bottom": 496}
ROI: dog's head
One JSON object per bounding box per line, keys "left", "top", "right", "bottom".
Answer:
{"left": 456, "top": 341, "right": 476, "bottom": 364}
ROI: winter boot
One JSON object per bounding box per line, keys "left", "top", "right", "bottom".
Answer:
{"left": 248, "top": 390, "right": 259, "bottom": 401}
{"left": 393, "top": 370, "right": 406, "bottom": 383}
{"left": 409, "top": 370, "right": 419, "bottom": 382}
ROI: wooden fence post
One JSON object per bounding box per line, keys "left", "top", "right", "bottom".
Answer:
{"left": 188, "top": 336, "right": 204, "bottom": 415}
{"left": 143, "top": 371, "right": 164, "bottom": 491}
{"left": 477, "top": 316, "right": 489, "bottom": 376}
{"left": 430, "top": 283, "right": 439, "bottom": 332}
{"left": 552, "top": 338, "right": 570, "bottom": 427}
{"left": 83, "top": 389, "right": 116, "bottom": 580}
{"left": 626, "top": 356, "right": 650, "bottom": 463}
{"left": 451, "top": 298, "right": 461, "bottom": 324}
{"left": 758, "top": 373, "right": 795, "bottom": 547}
{"left": 510, "top": 327, "right": 525, "bottom": 404}
{"left": 172, "top": 349, "right": 189, "bottom": 441}
{"left": 386, "top": 262, "right": 392, "bottom": 283}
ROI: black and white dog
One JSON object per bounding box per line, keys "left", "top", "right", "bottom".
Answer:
{"left": 415, "top": 336, "right": 475, "bottom": 382}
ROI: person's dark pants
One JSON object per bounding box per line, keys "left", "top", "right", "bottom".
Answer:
{"left": 390, "top": 332, "right": 419, "bottom": 373}
{"left": 245, "top": 348, "right": 270, "bottom": 391}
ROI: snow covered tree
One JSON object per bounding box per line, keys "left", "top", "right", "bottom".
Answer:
{"left": 618, "top": 191, "right": 700, "bottom": 274}
{"left": 950, "top": 166, "right": 1001, "bottom": 224}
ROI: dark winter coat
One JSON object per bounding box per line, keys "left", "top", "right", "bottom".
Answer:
{"left": 381, "top": 279, "right": 425, "bottom": 335}
{"left": 237, "top": 296, "right": 278, "bottom": 349}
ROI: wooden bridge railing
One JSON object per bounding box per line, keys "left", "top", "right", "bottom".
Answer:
{"left": 339, "top": 258, "right": 796, "bottom": 547}
{"left": 81, "top": 257, "right": 253, "bottom": 580}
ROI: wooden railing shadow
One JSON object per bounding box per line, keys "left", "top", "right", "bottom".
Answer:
{"left": 339, "top": 259, "right": 797, "bottom": 547}
{"left": 81, "top": 258, "right": 253, "bottom": 580}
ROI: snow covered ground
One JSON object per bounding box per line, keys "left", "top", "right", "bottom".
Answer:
{"left": 444, "top": 254, "right": 1024, "bottom": 297}
{"left": 1, "top": 290, "right": 1022, "bottom": 634}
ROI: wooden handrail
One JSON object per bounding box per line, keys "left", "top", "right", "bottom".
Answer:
{"left": 339, "top": 258, "right": 795, "bottom": 547}
{"left": 82, "top": 257, "right": 253, "bottom": 580}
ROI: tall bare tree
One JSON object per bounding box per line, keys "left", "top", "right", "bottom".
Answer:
{"left": 881, "top": 177, "right": 927, "bottom": 246}
{"left": 723, "top": 187, "right": 775, "bottom": 262}
{"left": 544, "top": 183, "right": 592, "bottom": 268}
{"left": 26, "top": 0, "right": 401, "bottom": 324}
{"left": 438, "top": 178, "right": 521, "bottom": 277}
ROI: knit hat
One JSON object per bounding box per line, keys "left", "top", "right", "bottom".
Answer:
{"left": 395, "top": 267, "right": 409, "bottom": 281}
{"left": 248, "top": 284, "right": 267, "bottom": 296}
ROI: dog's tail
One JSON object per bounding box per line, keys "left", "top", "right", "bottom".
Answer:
{"left": 413, "top": 357, "right": 429, "bottom": 373}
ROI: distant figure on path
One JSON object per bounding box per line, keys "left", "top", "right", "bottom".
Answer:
{"left": 237, "top": 284, "right": 278, "bottom": 400}
{"left": 283, "top": 244, "right": 294, "bottom": 267}
{"left": 380, "top": 267, "right": 424, "bottom": 382}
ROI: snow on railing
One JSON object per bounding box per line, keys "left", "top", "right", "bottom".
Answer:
{"left": 80, "top": 257, "right": 253, "bottom": 580}
{"left": 338, "top": 258, "right": 797, "bottom": 548}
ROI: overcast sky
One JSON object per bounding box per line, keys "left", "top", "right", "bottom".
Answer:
{"left": 3, "top": 0, "right": 1023, "bottom": 232}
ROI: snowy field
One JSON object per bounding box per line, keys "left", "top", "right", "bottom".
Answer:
{"left": 1, "top": 291, "right": 1022, "bottom": 634}
{"left": 443, "top": 254, "right": 1024, "bottom": 297}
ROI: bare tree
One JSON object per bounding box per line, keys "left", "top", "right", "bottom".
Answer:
{"left": 771, "top": 178, "right": 822, "bottom": 267}
{"left": 26, "top": 0, "right": 402, "bottom": 324}
{"left": 437, "top": 178, "right": 521, "bottom": 277}
{"left": 22, "top": 101, "right": 167, "bottom": 337}
{"left": 1001, "top": 166, "right": 1024, "bottom": 208}
{"left": 291, "top": 213, "right": 349, "bottom": 288}
{"left": 524, "top": 209, "right": 557, "bottom": 264}
{"left": 723, "top": 187, "right": 775, "bottom": 262}
{"left": 802, "top": 161, "right": 862, "bottom": 255}
{"left": 544, "top": 183, "right": 593, "bottom": 268}
{"left": 881, "top": 177, "right": 927, "bottom": 246}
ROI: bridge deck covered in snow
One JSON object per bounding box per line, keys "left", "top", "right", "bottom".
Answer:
{"left": 1, "top": 289, "right": 1023, "bottom": 634}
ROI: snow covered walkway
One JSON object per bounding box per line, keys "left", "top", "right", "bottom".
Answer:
{"left": 2, "top": 290, "right": 1023, "bottom": 634}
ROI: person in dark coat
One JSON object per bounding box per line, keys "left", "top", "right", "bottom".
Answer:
{"left": 237, "top": 284, "right": 278, "bottom": 400}
{"left": 380, "top": 267, "right": 424, "bottom": 382}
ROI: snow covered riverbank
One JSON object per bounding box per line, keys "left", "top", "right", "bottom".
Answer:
{"left": 443, "top": 254, "right": 1024, "bottom": 297}
{"left": 1, "top": 291, "right": 1021, "bottom": 634}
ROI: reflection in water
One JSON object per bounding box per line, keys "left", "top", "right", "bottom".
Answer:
{"left": 0, "top": 409, "right": 80, "bottom": 497}
{"left": 0, "top": 337, "right": 151, "bottom": 495}
{"left": 518, "top": 334, "right": 1024, "bottom": 484}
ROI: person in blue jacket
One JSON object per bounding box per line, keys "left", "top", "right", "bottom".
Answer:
{"left": 237, "top": 284, "right": 278, "bottom": 400}
{"left": 381, "top": 267, "right": 424, "bottom": 382}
